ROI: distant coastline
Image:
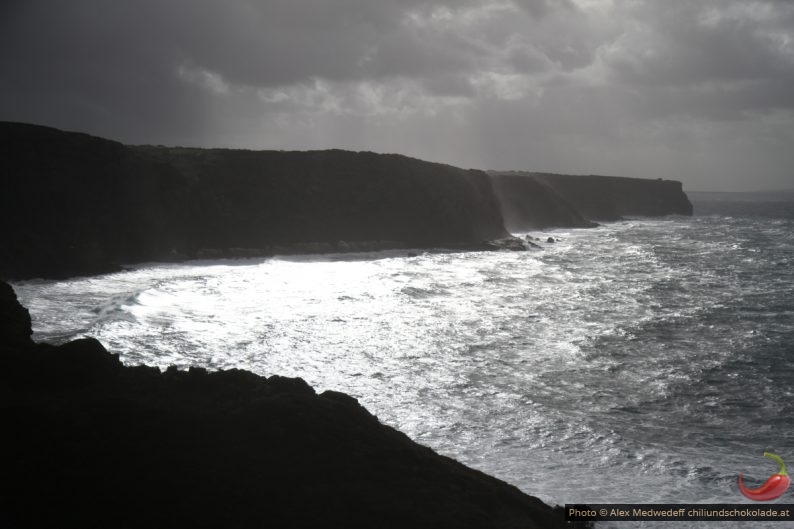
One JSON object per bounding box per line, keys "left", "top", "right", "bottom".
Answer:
{"left": 1, "top": 121, "right": 691, "bottom": 280}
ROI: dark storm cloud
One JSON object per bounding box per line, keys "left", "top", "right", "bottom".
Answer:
{"left": 513, "top": 0, "right": 576, "bottom": 19}
{"left": 1, "top": 0, "right": 490, "bottom": 88}
{"left": 0, "top": 0, "right": 490, "bottom": 141}
{"left": 1, "top": 0, "right": 792, "bottom": 190}
{"left": 605, "top": 1, "right": 794, "bottom": 119}
{"left": 0, "top": 1, "right": 213, "bottom": 142}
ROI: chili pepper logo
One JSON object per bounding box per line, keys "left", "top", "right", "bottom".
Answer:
{"left": 738, "top": 452, "right": 790, "bottom": 501}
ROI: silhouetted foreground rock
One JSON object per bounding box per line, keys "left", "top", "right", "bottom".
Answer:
{"left": 0, "top": 282, "right": 579, "bottom": 529}
{"left": 491, "top": 171, "right": 693, "bottom": 227}
{"left": 0, "top": 282, "right": 32, "bottom": 347}
{"left": 0, "top": 122, "right": 511, "bottom": 280}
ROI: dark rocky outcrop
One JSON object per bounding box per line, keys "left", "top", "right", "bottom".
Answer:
{"left": 0, "top": 282, "right": 32, "bottom": 347}
{"left": 0, "top": 281, "right": 581, "bottom": 528}
{"left": 0, "top": 122, "right": 511, "bottom": 280}
{"left": 491, "top": 171, "right": 693, "bottom": 225}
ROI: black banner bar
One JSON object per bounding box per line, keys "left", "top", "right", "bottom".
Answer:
{"left": 565, "top": 504, "right": 794, "bottom": 522}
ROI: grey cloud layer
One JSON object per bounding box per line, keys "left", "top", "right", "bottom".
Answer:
{"left": 1, "top": 0, "right": 792, "bottom": 190}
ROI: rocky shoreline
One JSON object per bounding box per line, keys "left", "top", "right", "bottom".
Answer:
{"left": 1, "top": 281, "right": 590, "bottom": 528}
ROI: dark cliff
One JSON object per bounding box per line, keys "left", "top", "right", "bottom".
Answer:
{"left": 0, "top": 281, "right": 577, "bottom": 528}
{"left": 490, "top": 173, "right": 596, "bottom": 231}
{"left": 1, "top": 121, "right": 694, "bottom": 281}
{"left": 0, "top": 122, "right": 509, "bottom": 280}
{"left": 490, "top": 171, "right": 693, "bottom": 225}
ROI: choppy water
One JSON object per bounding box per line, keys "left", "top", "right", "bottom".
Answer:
{"left": 13, "top": 192, "right": 794, "bottom": 528}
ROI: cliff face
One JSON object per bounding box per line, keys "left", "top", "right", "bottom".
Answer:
{"left": 0, "top": 281, "right": 576, "bottom": 528}
{"left": 491, "top": 171, "right": 693, "bottom": 225}
{"left": 128, "top": 146, "right": 508, "bottom": 251}
{"left": 490, "top": 173, "right": 596, "bottom": 231}
{"left": 0, "top": 122, "right": 133, "bottom": 279}
{"left": 0, "top": 122, "right": 509, "bottom": 280}
{"left": 1, "top": 121, "right": 695, "bottom": 280}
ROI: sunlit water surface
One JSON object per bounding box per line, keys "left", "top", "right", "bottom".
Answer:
{"left": 14, "top": 195, "right": 794, "bottom": 528}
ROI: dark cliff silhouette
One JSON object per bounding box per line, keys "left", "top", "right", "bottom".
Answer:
{"left": 490, "top": 173, "right": 597, "bottom": 231}
{"left": 491, "top": 171, "right": 693, "bottom": 228}
{"left": 0, "top": 281, "right": 583, "bottom": 528}
{"left": 1, "top": 122, "right": 692, "bottom": 280}
{"left": 0, "top": 122, "right": 510, "bottom": 280}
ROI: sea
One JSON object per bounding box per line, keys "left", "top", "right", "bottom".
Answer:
{"left": 12, "top": 191, "right": 794, "bottom": 528}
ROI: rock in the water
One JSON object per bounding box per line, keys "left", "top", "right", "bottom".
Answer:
{"left": 547, "top": 237, "right": 556, "bottom": 243}
{"left": 485, "top": 236, "right": 529, "bottom": 251}
{"left": 523, "top": 236, "right": 542, "bottom": 250}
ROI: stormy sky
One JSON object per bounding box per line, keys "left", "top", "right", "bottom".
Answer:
{"left": 1, "top": 1, "right": 792, "bottom": 191}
